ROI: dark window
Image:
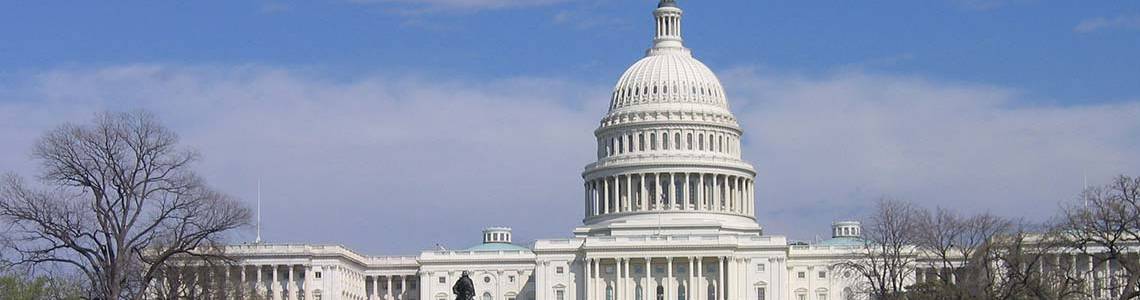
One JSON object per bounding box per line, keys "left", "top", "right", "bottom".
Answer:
{"left": 315, "top": 272, "right": 322, "bottom": 279}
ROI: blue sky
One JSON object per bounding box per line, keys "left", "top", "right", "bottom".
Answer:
{"left": 1, "top": 0, "right": 1139, "bottom": 254}
{"left": 4, "top": 1, "right": 1138, "bottom": 101}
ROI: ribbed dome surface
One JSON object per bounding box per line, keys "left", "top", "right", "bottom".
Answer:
{"left": 608, "top": 53, "right": 728, "bottom": 112}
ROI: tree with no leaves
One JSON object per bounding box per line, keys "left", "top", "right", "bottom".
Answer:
{"left": 1057, "top": 175, "right": 1140, "bottom": 300}
{"left": 0, "top": 111, "right": 251, "bottom": 300}
{"left": 837, "top": 198, "right": 920, "bottom": 300}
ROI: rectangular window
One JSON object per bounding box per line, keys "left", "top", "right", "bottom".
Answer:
{"left": 410, "top": 280, "right": 417, "bottom": 289}
{"left": 797, "top": 272, "right": 805, "bottom": 279}
{"left": 509, "top": 275, "right": 516, "bottom": 282}
{"left": 556, "top": 290, "right": 565, "bottom": 300}
{"left": 818, "top": 294, "right": 827, "bottom": 300}
{"left": 439, "top": 277, "right": 447, "bottom": 284}
{"left": 756, "top": 288, "right": 765, "bottom": 300}
{"left": 818, "top": 271, "right": 826, "bottom": 278}
{"left": 756, "top": 264, "right": 765, "bottom": 272}
{"left": 315, "top": 272, "right": 322, "bottom": 279}
{"left": 556, "top": 267, "right": 565, "bottom": 274}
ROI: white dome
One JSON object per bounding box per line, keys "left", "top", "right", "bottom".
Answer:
{"left": 609, "top": 53, "right": 728, "bottom": 112}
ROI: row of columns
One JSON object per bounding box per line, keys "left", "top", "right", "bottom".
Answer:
{"left": 599, "top": 130, "right": 739, "bottom": 158}
{"left": 656, "top": 13, "right": 680, "bottom": 38}
{"left": 582, "top": 256, "right": 751, "bottom": 300}
{"left": 585, "top": 173, "right": 754, "bottom": 217}
{"left": 367, "top": 275, "right": 414, "bottom": 300}
{"left": 159, "top": 264, "right": 314, "bottom": 300}
{"left": 915, "top": 253, "right": 1131, "bottom": 299}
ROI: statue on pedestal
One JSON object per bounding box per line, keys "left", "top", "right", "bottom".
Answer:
{"left": 453, "top": 271, "right": 475, "bottom": 300}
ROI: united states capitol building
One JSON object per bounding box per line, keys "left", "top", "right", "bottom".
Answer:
{"left": 205, "top": 1, "right": 919, "bottom": 299}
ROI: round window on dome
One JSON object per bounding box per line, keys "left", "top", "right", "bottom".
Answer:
{"left": 484, "top": 276, "right": 492, "bottom": 283}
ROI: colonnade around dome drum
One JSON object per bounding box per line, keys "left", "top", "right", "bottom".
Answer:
{"left": 583, "top": 172, "right": 755, "bottom": 218}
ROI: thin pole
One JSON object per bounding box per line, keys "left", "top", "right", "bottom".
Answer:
{"left": 256, "top": 178, "right": 262, "bottom": 244}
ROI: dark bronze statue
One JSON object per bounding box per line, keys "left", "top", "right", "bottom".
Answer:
{"left": 453, "top": 271, "right": 475, "bottom": 300}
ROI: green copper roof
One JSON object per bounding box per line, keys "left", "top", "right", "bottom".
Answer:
{"left": 814, "top": 237, "right": 866, "bottom": 247}
{"left": 465, "top": 243, "right": 531, "bottom": 252}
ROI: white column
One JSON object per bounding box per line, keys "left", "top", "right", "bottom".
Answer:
{"left": 271, "top": 266, "right": 280, "bottom": 300}
{"left": 603, "top": 178, "right": 611, "bottom": 214}
{"left": 716, "top": 258, "right": 724, "bottom": 300}
{"left": 304, "top": 267, "right": 313, "bottom": 300}
{"left": 597, "top": 181, "right": 606, "bottom": 216}
{"left": 286, "top": 266, "right": 294, "bottom": 300}
{"left": 640, "top": 174, "right": 648, "bottom": 211}
{"left": 655, "top": 173, "right": 663, "bottom": 210}
{"left": 593, "top": 259, "right": 600, "bottom": 300}
{"left": 629, "top": 175, "right": 638, "bottom": 213}
{"left": 696, "top": 258, "right": 703, "bottom": 300}
{"left": 665, "top": 175, "right": 674, "bottom": 211}
{"left": 585, "top": 258, "right": 592, "bottom": 300}
{"left": 693, "top": 175, "right": 702, "bottom": 211}
{"left": 688, "top": 258, "right": 695, "bottom": 300}
{"left": 711, "top": 176, "right": 719, "bottom": 211}
{"left": 257, "top": 266, "right": 265, "bottom": 298}
{"left": 645, "top": 258, "right": 653, "bottom": 300}
{"left": 683, "top": 173, "right": 690, "bottom": 210}
{"left": 667, "top": 258, "right": 674, "bottom": 300}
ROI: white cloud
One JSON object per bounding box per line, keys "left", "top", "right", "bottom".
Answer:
{"left": 1, "top": 65, "right": 1138, "bottom": 252}
{"left": 1075, "top": 15, "right": 1140, "bottom": 33}
{"left": 721, "top": 68, "right": 1140, "bottom": 238}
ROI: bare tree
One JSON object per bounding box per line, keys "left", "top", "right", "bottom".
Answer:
{"left": 837, "top": 198, "right": 921, "bottom": 300}
{"left": 913, "top": 208, "right": 1012, "bottom": 299}
{"left": 0, "top": 111, "right": 251, "bottom": 300}
{"left": 1056, "top": 175, "right": 1140, "bottom": 300}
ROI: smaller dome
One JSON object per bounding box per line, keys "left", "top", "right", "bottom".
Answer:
{"left": 814, "top": 237, "right": 866, "bottom": 247}
{"left": 658, "top": 0, "right": 678, "bottom": 8}
{"left": 465, "top": 243, "right": 531, "bottom": 252}
{"left": 466, "top": 226, "right": 529, "bottom": 252}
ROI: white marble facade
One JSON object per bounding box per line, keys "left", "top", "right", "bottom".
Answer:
{"left": 207, "top": 1, "right": 872, "bottom": 299}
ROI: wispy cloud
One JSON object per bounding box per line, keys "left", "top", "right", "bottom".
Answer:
{"left": 1075, "top": 15, "right": 1140, "bottom": 33}
{"left": 350, "top": 0, "right": 569, "bottom": 14}
{"left": 552, "top": 10, "right": 628, "bottom": 30}
{"left": 1, "top": 65, "right": 1138, "bottom": 253}
{"left": 950, "top": 0, "right": 1032, "bottom": 11}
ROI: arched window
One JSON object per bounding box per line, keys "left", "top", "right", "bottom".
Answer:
{"left": 639, "top": 134, "right": 646, "bottom": 152}
{"left": 650, "top": 133, "right": 657, "bottom": 151}
{"left": 656, "top": 286, "right": 665, "bottom": 300}
{"left": 663, "top": 133, "right": 670, "bottom": 150}
{"left": 686, "top": 133, "right": 693, "bottom": 150}
{"left": 707, "top": 284, "right": 716, "bottom": 300}
{"left": 698, "top": 134, "right": 704, "bottom": 151}
{"left": 618, "top": 138, "right": 625, "bottom": 154}
{"left": 636, "top": 286, "right": 644, "bottom": 300}
{"left": 483, "top": 292, "right": 493, "bottom": 300}
{"left": 678, "top": 285, "right": 687, "bottom": 300}
{"left": 606, "top": 286, "right": 614, "bottom": 300}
